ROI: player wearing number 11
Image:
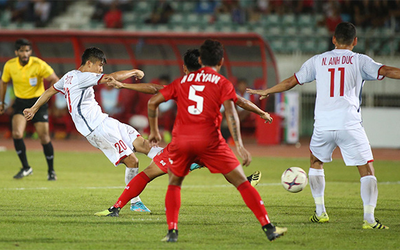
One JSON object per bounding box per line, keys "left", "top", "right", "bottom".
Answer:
{"left": 247, "top": 22, "right": 400, "bottom": 229}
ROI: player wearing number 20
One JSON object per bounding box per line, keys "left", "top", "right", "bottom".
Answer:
{"left": 248, "top": 22, "right": 400, "bottom": 229}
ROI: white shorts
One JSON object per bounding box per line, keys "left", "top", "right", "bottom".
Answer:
{"left": 86, "top": 117, "right": 141, "bottom": 166}
{"left": 310, "top": 127, "right": 373, "bottom": 166}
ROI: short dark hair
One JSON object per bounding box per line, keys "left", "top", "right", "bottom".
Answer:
{"left": 81, "top": 47, "right": 107, "bottom": 66}
{"left": 15, "top": 38, "right": 32, "bottom": 51}
{"left": 334, "top": 22, "right": 356, "bottom": 46}
{"left": 199, "top": 39, "right": 224, "bottom": 67}
{"left": 184, "top": 49, "right": 201, "bottom": 72}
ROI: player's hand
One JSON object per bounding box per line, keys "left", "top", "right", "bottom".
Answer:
{"left": 236, "top": 145, "right": 252, "bottom": 167}
{"left": 133, "top": 70, "right": 144, "bottom": 80}
{"left": 148, "top": 131, "right": 162, "bottom": 146}
{"left": 23, "top": 108, "right": 35, "bottom": 121}
{"left": 260, "top": 112, "right": 273, "bottom": 124}
{"left": 246, "top": 88, "right": 270, "bottom": 100}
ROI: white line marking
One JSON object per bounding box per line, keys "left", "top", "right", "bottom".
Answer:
{"left": 2, "top": 181, "right": 399, "bottom": 191}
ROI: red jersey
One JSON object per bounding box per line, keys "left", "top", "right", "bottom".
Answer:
{"left": 160, "top": 67, "right": 237, "bottom": 137}
{"left": 159, "top": 67, "right": 239, "bottom": 177}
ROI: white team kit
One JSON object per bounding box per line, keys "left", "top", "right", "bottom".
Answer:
{"left": 295, "top": 49, "right": 384, "bottom": 166}
{"left": 53, "top": 70, "right": 140, "bottom": 166}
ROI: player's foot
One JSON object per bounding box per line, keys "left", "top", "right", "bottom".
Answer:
{"left": 161, "top": 229, "right": 178, "bottom": 242}
{"left": 130, "top": 201, "right": 151, "bottom": 212}
{"left": 47, "top": 170, "right": 57, "bottom": 181}
{"left": 94, "top": 206, "right": 120, "bottom": 217}
{"left": 309, "top": 211, "right": 329, "bottom": 223}
{"left": 263, "top": 224, "right": 287, "bottom": 241}
{"left": 189, "top": 163, "right": 203, "bottom": 171}
{"left": 362, "top": 219, "right": 389, "bottom": 229}
{"left": 247, "top": 171, "right": 262, "bottom": 187}
{"left": 13, "top": 167, "right": 33, "bottom": 179}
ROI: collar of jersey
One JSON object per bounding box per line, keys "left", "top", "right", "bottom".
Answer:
{"left": 17, "top": 56, "right": 33, "bottom": 69}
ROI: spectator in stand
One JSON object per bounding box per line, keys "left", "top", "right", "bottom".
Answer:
{"left": 194, "top": 0, "right": 217, "bottom": 14}
{"left": 231, "top": 0, "right": 246, "bottom": 24}
{"left": 353, "top": 0, "right": 372, "bottom": 29}
{"left": 369, "top": 0, "right": 389, "bottom": 29}
{"left": 145, "top": 0, "right": 173, "bottom": 24}
{"left": 11, "top": 0, "right": 32, "bottom": 23}
{"left": 295, "top": 0, "right": 314, "bottom": 14}
{"left": 388, "top": 0, "right": 400, "bottom": 32}
{"left": 91, "top": 0, "right": 113, "bottom": 21}
{"left": 103, "top": 1, "right": 122, "bottom": 29}
{"left": 33, "top": 0, "right": 51, "bottom": 27}
{"left": 318, "top": 0, "right": 343, "bottom": 50}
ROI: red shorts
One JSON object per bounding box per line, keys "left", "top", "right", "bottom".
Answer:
{"left": 153, "top": 144, "right": 171, "bottom": 174}
{"left": 167, "top": 135, "right": 240, "bottom": 177}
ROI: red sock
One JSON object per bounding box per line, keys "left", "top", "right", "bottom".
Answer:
{"left": 113, "top": 172, "right": 150, "bottom": 208}
{"left": 165, "top": 185, "right": 181, "bottom": 230}
{"left": 237, "top": 181, "right": 271, "bottom": 226}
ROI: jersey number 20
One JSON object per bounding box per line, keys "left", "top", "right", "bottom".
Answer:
{"left": 188, "top": 85, "right": 205, "bottom": 115}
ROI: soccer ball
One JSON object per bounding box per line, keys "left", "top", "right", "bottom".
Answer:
{"left": 281, "top": 167, "right": 308, "bottom": 193}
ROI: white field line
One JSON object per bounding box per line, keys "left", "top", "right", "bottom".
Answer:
{"left": 2, "top": 181, "right": 400, "bottom": 191}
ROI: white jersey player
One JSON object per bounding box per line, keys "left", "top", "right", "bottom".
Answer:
{"left": 23, "top": 47, "right": 163, "bottom": 213}
{"left": 247, "top": 22, "right": 400, "bottom": 229}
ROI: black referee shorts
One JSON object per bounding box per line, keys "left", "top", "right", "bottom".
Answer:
{"left": 12, "top": 97, "right": 49, "bottom": 123}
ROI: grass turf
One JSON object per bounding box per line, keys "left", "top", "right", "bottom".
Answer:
{"left": 0, "top": 150, "right": 399, "bottom": 249}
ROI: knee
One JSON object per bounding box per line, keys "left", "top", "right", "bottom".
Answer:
{"left": 123, "top": 154, "right": 139, "bottom": 168}
{"left": 38, "top": 134, "right": 51, "bottom": 144}
{"left": 12, "top": 131, "right": 23, "bottom": 139}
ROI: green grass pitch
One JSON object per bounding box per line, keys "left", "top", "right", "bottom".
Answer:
{"left": 0, "top": 150, "right": 399, "bottom": 250}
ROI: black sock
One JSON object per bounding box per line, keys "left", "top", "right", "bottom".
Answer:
{"left": 13, "top": 138, "right": 30, "bottom": 169}
{"left": 262, "top": 223, "right": 275, "bottom": 231}
{"left": 42, "top": 142, "right": 54, "bottom": 172}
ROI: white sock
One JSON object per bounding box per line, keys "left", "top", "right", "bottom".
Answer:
{"left": 360, "top": 175, "right": 378, "bottom": 224}
{"left": 309, "top": 168, "right": 326, "bottom": 216}
{"left": 147, "top": 146, "right": 163, "bottom": 159}
{"left": 125, "top": 167, "right": 141, "bottom": 204}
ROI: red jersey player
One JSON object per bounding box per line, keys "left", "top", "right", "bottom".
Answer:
{"left": 94, "top": 48, "right": 269, "bottom": 217}
{"left": 148, "top": 40, "right": 287, "bottom": 242}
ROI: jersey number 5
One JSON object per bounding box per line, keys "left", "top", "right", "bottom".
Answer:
{"left": 188, "top": 85, "right": 205, "bottom": 115}
{"left": 328, "top": 67, "right": 345, "bottom": 97}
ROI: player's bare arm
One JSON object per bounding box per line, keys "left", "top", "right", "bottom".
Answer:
{"left": 378, "top": 66, "right": 400, "bottom": 79}
{"left": 246, "top": 75, "right": 298, "bottom": 100}
{"left": 224, "top": 99, "right": 252, "bottom": 166}
{"left": 235, "top": 95, "right": 273, "bottom": 123}
{"left": 23, "top": 87, "right": 58, "bottom": 121}
{"left": 147, "top": 92, "right": 165, "bottom": 144}
{"left": 45, "top": 72, "right": 60, "bottom": 86}
{"left": 106, "top": 69, "right": 144, "bottom": 82}
{"left": 0, "top": 79, "right": 8, "bottom": 115}
{"left": 119, "top": 83, "right": 164, "bottom": 94}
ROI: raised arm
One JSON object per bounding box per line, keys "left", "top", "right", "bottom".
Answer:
{"left": 246, "top": 75, "right": 298, "bottom": 100}
{"left": 147, "top": 92, "right": 166, "bottom": 145}
{"left": 102, "top": 69, "right": 144, "bottom": 82}
{"left": 379, "top": 66, "right": 400, "bottom": 79}
{"left": 224, "top": 99, "right": 251, "bottom": 166}
{"left": 23, "top": 87, "right": 58, "bottom": 121}
{"left": 235, "top": 95, "right": 272, "bottom": 123}
{"left": 119, "top": 83, "right": 164, "bottom": 94}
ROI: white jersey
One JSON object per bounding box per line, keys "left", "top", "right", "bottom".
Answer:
{"left": 53, "top": 70, "right": 108, "bottom": 136}
{"left": 295, "top": 49, "right": 384, "bottom": 130}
